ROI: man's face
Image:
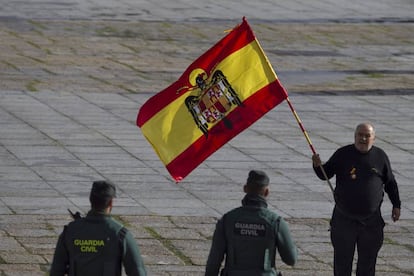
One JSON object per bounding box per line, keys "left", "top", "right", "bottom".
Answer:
{"left": 354, "top": 124, "right": 375, "bottom": 153}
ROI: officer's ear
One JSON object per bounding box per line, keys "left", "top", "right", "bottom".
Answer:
{"left": 263, "top": 187, "right": 269, "bottom": 197}
{"left": 243, "top": 185, "right": 248, "bottom": 194}
{"left": 107, "top": 198, "right": 113, "bottom": 213}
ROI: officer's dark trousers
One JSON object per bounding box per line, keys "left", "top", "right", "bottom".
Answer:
{"left": 330, "top": 208, "right": 384, "bottom": 276}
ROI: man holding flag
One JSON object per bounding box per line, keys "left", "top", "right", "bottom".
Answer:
{"left": 312, "top": 122, "right": 401, "bottom": 276}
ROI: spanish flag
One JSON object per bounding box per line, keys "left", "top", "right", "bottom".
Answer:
{"left": 137, "top": 18, "right": 288, "bottom": 182}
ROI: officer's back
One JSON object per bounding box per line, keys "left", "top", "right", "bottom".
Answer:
{"left": 222, "top": 204, "right": 281, "bottom": 275}
{"left": 50, "top": 181, "right": 147, "bottom": 276}
{"left": 205, "top": 170, "right": 297, "bottom": 276}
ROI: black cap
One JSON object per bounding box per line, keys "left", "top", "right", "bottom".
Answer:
{"left": 246, "top": 170, "right": 269, "bottom": 188}
{"left": 90, "top": 180, "right": 116, "bottom": 199}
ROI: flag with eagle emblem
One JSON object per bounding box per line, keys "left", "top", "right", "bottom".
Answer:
{"left": 137, "top": 17, "right": 288, "bottom": 182}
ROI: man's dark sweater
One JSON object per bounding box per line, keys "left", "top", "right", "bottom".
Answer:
{"left": 314, "top": 144, "right": 401, "bottom": 218}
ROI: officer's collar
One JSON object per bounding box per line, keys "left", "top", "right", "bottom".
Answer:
{"left": 242, "top": 194, "right": 268, "bottom": 208}
{"left": 87, "top": 210, "right": 111, "bottom": 217}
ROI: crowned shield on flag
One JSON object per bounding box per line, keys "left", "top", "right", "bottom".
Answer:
{"left": 185, "top": 70, "right": 243, "bottom": 137}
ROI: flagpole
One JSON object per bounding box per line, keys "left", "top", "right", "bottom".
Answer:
{"left": 284, "top": 96, "right": 335, "bottom": 195}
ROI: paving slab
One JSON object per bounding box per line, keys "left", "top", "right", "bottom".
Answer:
{"left": 0, "top": 0, "right": 414, "bottom": 275}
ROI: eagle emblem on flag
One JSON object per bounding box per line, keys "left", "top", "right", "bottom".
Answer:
{"left": 185, "top": 69, "right": 243, "bottom": 137}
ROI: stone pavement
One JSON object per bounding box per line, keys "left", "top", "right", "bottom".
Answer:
{"left": 0, "top": 0, "right": 414, "bottom": 275}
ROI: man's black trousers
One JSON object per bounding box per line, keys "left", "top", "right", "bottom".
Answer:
{"left": 330, "top": 208, "right": 385, "bottom": 276}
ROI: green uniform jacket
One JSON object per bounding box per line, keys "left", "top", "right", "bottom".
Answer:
{"left": 50, "top": 211, "right": 146, "bottom": 276}
{"left": 205, "top": 194, "right": 297, "bottom": 276}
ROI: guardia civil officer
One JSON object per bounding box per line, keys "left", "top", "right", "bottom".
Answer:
{"left": 312, "top": 123, "right": 401, "bottom": 276}
{"left": 50, "top": 180, "right": 147, "bottom": 276}
{"left": 205, "top": 170, "right": 297, "bottom": 276}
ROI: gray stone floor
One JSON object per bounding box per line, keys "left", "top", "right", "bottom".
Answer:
{"left": 0, "top": 0, "right": 413, "bottom": 275}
